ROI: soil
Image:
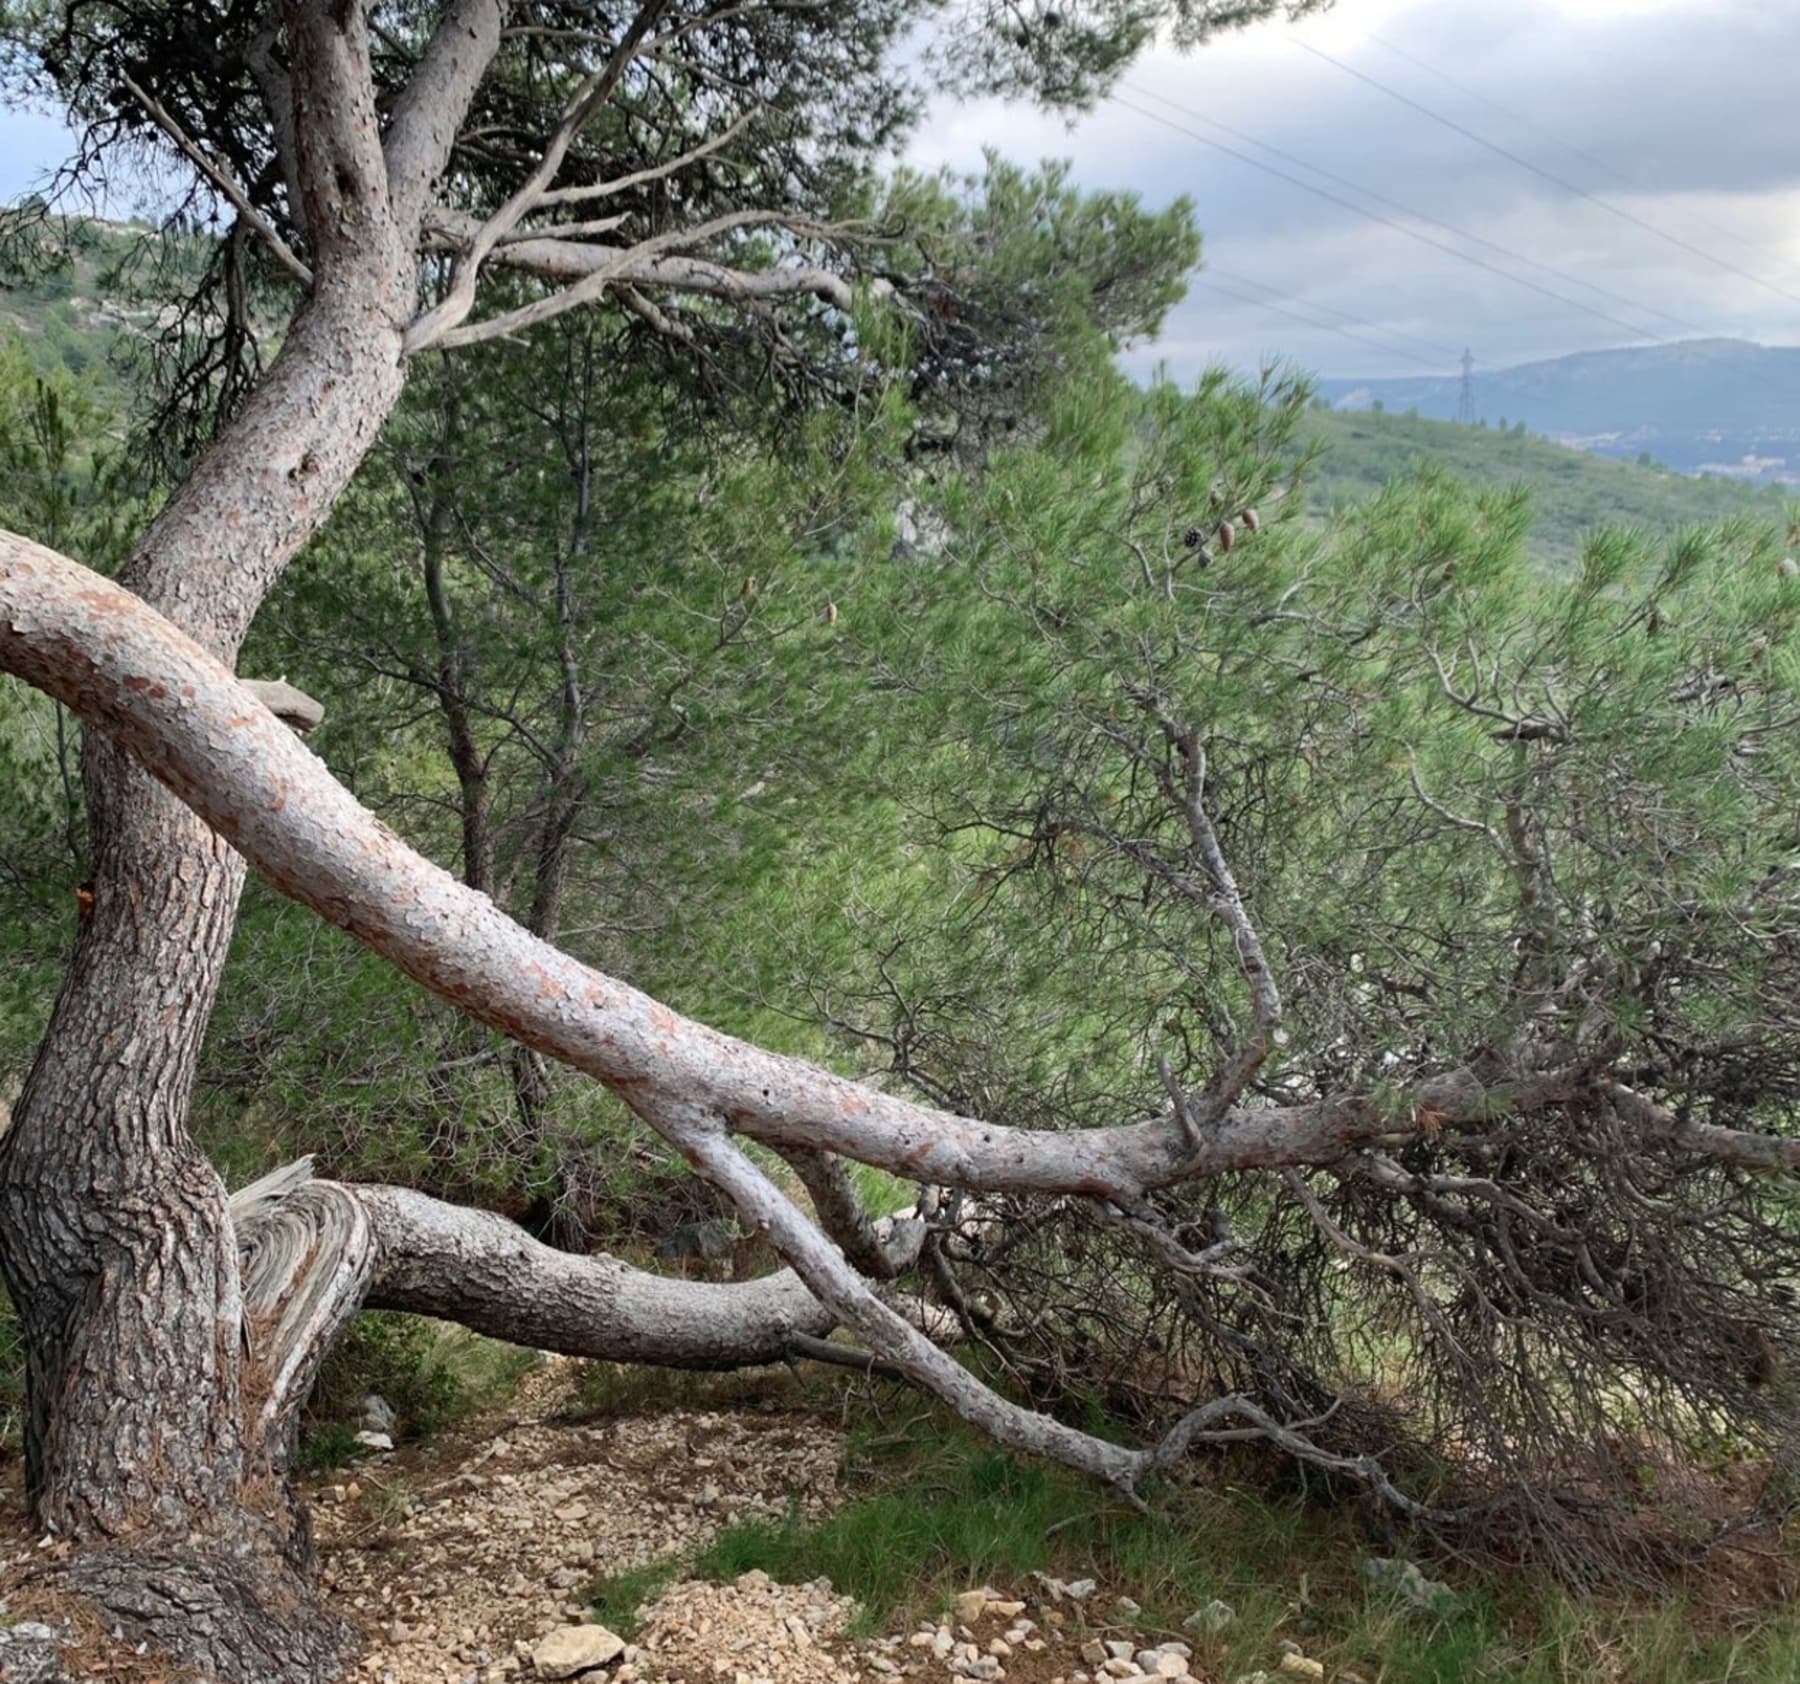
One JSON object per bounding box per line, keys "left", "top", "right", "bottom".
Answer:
{"left": 310, "top": 1359, "right": 850, "bottom": 1682}
{"left": 0, "top": 1359, "right": 1240, "bottom": 1684}
{"left": 304, "top": 1359, "right": 1224, "bottom": 1684}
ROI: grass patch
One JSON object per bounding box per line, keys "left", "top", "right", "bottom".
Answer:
{"left": 847, "top": 1162, "right": 916, "bottom": 1219}
{"left": 294, "top": 1420, "right": 367, "bottom": 1476}
{"left": 351, "top": 1473, "right": 417, "bottom": 1532}
{"left": 585, "top": 1559, "right": 684, "bottom": 1637}
{"left": 694, "top": 1438, "right": 1124, "bottom": 1635}
{"left": 689, "top": 1405, "right": 1800, "bottom": 1682}
{"left": 420, "top": 1324, "right": 543, "bottom": 1423}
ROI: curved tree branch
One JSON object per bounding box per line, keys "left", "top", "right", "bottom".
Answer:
{"left": 233, "top": 1166, "right": 949, "bottom": 1375}
{"left": 117, "top": 70, "right": 313, "bottom": 288}
{"left": 0, "top": 534, "right": 1711, "bottom": 1215}
{"left": 410, "top": 209, "right": 862, "bottom": 352}
{"left": 352, "top": 1183, "right": 841, "bottom": 1366}
{"left": 421, "top": 207, "right": 865, "bottom": 319}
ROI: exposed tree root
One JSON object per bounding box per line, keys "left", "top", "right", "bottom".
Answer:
{"left": 19, "top": 1536, "right": 353, "bottom": 1684}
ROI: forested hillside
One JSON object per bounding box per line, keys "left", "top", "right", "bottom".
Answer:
{"left": 1304, "top": 404, "right": 1790, "bottom": 568}
{"left": 0, "top": 217, "right": 167, "bottom": 401}
{"left": 1317, "top": 337, "right": 1800, "bottom": 482}
{"left": 3, "top": 224, "right": 1788, "bottom": 574}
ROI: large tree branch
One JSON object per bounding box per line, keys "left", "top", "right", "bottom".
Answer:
{"left": 645, "top": 1094, "right": 1149, "bottom": 1488}
{"left": 650, "top": 1097, "right": 1449, "bottom": 1510}
{"left": 229, "top": 1166, "right": 937, "bottom": 1371}
{"left": 410, "top": 208, "right": 857, "bottom": 352}
{"left": 771, "top": 1144, "right": 920, "bottom": 1279}
{"left": 420, "top": 206, "right": 863, "bottom": 323}
{"left": 404, "top": 0, "right": 674, "bottom": 349}
{"left": 351, "top": 1183, "right": 841, "bottom": 1365}
{"left": 382, "top": 0, "right": 508, "bottom": 229}
{"left": 7, "top": 540, "right": 1790, "bottom": 1217}
{"left": 128, "top": 3, "right": 416, "bottom": 656}
{"left": 284, "top": 0, "right": 395, "bottom": 274}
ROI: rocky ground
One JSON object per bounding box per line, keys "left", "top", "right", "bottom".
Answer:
{"left": 0, "top": 1358, "right": 1349, "bottom": 1684}
{"left": 307, "top": 1360, "right": 1338, "bottom": 1684}
{"left": 310, "top": 1362, "right": 849, "bottom": 1683}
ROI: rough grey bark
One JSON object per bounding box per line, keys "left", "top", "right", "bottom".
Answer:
{"left": 0, "top": 104, "right": 415, "bottom": 1548}
{"left": 0, "top": 3, "right": 465, "bottom": 1672}
{"left": 229, "top": 1161, "right": 886, "bottom": 1372}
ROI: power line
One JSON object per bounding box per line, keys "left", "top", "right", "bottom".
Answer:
{"left": 1112, "top": 86, "right": 1694, "bottom": 344}
{"left": 1188, "top": 273, "right": 1450, "bottom": 371}
{"left": 1362, "top": 28, "right": 1800, "bottom": 281}
{"left": 1292, "top": 36, "right": 1800, "bottom": 314}
{"left": 1205, "top": 265, "right": 1464, "bottom": 364}
{"left": 1122, "top": 82, "right": 1704, "bottom": 338}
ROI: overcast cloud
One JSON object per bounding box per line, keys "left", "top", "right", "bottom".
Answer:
{"left": 3, "top": 0, "right": 1795, "bottom": 383}
{"left": 910, "top": 0, "right": 1800, "bottom": 380}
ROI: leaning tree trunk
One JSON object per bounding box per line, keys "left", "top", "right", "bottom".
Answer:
{"left": 0, "top": 7, "right": 420, "bottom": 1666}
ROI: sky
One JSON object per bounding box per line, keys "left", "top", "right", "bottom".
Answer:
{"left": 905, "top": 0, "right": 1800, "bottom": 381}
{"left": 3, "top": 0, "right": 1796, "bottom": 385}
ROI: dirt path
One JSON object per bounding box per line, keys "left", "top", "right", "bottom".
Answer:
{"left": 310, "top": 1360, "right": 848, "bottom": 1683}
{"left": 308, "top": 1360, "right": 1225, "bottom": 1684}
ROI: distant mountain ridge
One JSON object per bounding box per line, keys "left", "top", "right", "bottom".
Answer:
{"left": 1317, "top": 337, "right": 1800, "bottom": 484}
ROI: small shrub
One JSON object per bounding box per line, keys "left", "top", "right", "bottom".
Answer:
{"left": 300, "top": 1311, "right": 539, "bottom": 1468}
{"left": 294, "top": 1421, "right": 366, "bottom": 1476}
{"left": 308, "top": 1311, "right": 464, "bottom": 1437}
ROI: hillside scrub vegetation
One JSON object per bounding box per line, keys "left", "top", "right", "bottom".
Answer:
{"left": 0, "top": 2, "right": 1798, "bottom": 1680}
{"left": 1302, "top": 403, "right": 1790, "bottom": 569}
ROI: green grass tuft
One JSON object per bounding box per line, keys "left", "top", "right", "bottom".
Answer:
{"left": 294, "top": 1420, "right": 366, "bottom": 1475}
{"left": 585, "top": 1558, "right": 684, "bottom": 1637}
